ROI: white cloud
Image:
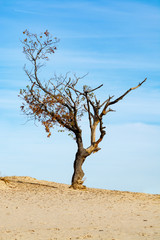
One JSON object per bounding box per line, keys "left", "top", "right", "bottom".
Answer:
{"left": 47, "top": 49, "right": 160, "bottom": 71}
{"left": 0, "top": 48, "right": 24, "bottom": 67}
{"left": 14, "top": 0, "right": 160, "bottom": 19}
{"left": 0, "top": 89, "right": 21, "bottom": 110}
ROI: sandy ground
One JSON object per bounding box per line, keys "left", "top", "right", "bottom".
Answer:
{"left": 0, "top": 176, "right": 160, "bottom": 240}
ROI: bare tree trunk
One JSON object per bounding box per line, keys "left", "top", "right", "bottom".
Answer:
{"left": 70, "top": 132, "right": 89, "bottom": 189}
{"left": 71, "top": 148, "right": 87, "bottom": 189}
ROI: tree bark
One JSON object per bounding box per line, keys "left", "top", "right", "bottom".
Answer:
{"left": 70, "top": 132, "right": 89, "bottom": 189}
{"left": 71, "top": 148, "right": 88, "bottom": 189}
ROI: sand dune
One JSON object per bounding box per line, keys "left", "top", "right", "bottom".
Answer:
{"left": 0, "top": 176, "right": 160, "bottom": 240}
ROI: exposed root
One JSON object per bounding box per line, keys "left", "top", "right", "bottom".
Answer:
{"left": 70, "top": 184, "right": 86, "bottom": 190}
{"left": 70, "top": 179, "right": 86, "bottom": 190}
{"left": 0, "top": 177, "right": 10, "bottom": 184}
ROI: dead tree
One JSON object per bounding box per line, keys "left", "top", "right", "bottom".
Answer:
{"left": 19, "top": 30, "right": 146, "bottom": 189}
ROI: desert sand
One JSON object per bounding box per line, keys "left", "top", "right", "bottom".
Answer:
{"left": 0, "top": 176, "right": 160, "bottom": 240}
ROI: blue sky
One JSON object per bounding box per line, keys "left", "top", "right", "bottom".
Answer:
{"left": 0, "top": 0, "right": 160, "bottom": 193}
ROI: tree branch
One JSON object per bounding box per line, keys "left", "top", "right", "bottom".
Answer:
{"left": 109, "top": 78, "right": 147, "bottom": 106}
{"left": 85, "top": 93, "right": 93, "bottom": 130}
{"left": 85, "top": 84, "right": 103, "bottom": 94}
